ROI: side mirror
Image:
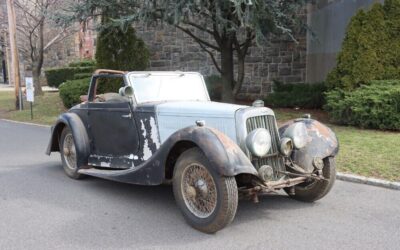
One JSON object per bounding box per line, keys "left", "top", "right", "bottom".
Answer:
{"left": 119, "top": 86, "right": 134, "bottom": 97}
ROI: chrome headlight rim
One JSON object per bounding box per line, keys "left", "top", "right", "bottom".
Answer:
{"left": 279, "top": 137, "right": 294, "bottom": 156}
{"left": 245, "top": 128, "right": 272, "bottom": 157}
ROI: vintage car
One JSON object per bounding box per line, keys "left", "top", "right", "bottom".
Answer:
{"left": 47, "top": 69, "right": 338, "bottom": 233}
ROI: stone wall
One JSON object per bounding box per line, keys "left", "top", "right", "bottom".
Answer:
{"left": 134, "top": 15, "right": 307, "bottom": 99}
{"left": 42, "top": 35, "right": 80, "bottom": 69}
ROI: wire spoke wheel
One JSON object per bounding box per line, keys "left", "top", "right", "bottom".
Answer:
{"left": 60, "top": 127, "right": 83, "bottom": 179}
{"left": 173, "top": 148, "right": 238, "bottom": 233}
{"left": 62, "top": 133, "right": 77, "bottom": 171}
{"left": 181, "top": 163, "right": 217, "bottom": 218}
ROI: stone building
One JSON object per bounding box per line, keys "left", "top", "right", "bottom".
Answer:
{"left": 1, "top": 0, "right": 384, "bottom": 99}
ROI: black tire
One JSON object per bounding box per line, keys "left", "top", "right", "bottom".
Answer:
{"left": 173, "top": 148, "right": 238, "bottom": 233}
{"left": 285, "top": 157, "right": 336, "bottom": 202}
{"left": 59, "top": 127, "right": 83, "bottom": 179}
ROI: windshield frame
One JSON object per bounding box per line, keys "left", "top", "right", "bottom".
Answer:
{"left": 126, "top": 71, "right": 210, "bottom": 104}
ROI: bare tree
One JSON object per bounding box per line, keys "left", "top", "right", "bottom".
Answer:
{"left": 14, "top": 0, "right": 74, "bottom": 95}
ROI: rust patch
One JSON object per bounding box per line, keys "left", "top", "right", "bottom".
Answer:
{"left": 209, "top": 127, "right": 241, "bottom": 154}
{"left": 308, "top": 120, "right": 333, "bottom": 139}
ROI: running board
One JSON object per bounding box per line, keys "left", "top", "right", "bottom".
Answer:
{"left": 78, "top": 168, "right": 129, "bottom": 178}
{"left": 77, "top": 164, "right": 163, "bottom": 185}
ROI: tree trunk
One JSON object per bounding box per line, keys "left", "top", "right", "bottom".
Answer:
{"left": 32, "top": 64, "right": 43, "bottom": 96}
{"left": 32, "top": 20, "right": 44, "bottom": 96}
{"left": 233, "top": 54, "right": 245, "bottom": 97}
{"left": 220, "top": 39, "right": 235, "bottom": 103}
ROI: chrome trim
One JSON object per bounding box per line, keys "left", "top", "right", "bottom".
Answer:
{"left": 235, "top": 107, "right": 285, "bottom": 180}
{"left": 235, "top": 107, "right": 275, "bottom": 153}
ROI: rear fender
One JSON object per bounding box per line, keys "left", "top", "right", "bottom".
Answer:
{"left": 279, "top": 119, "right": 339, "bottom": 173}
{"left": 46, "top": 113, "right": 90, "bottom": 168}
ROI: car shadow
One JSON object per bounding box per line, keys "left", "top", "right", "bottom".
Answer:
{"left": 2, "top": 161, "right": 318, "bottom": 248}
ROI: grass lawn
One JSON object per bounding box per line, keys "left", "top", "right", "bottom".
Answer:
{"left": 0, "top": 91, "right": 399, "bottom": 181}
{"left": 0, "top": 91, "right": 65, "bottom": 125}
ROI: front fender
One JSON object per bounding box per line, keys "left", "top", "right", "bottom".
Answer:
{"left": 46, "top": 112, "right": 90, "bottom": 168}
{"left": 165, "top": 126, "right": 258, "bottom": 177}
{"left": 279, "top": 119, "right": 339, "bottom": 173}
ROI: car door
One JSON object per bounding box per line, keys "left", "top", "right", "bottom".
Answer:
{"left": 87, "top": 76, "right": 139, "bottom": 158}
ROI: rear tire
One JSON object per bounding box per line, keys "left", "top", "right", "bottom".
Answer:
{"left": 173, "top": 148, "right": 238, "bottom": 233}
{"left": 285, "top": 157, "right": 336, "bottom": 202}
{"left": 60, "top": 127, "right": 83, "bottom": 179}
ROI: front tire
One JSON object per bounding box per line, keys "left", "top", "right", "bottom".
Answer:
{"left": 173, "top": 148, "right": 238, "bottom": 233}
{"left": 60, "top": 127, "right": 83, "bottom": 179}
{"left": 285, "top": 157, "right": 336, "bottom": 202}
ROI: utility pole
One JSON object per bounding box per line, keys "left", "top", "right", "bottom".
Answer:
{"left": 3, "top": 32, "right": 11, "bottom": 84}
{"left": 6, "top": 0, "right": 22, "bottom": 110}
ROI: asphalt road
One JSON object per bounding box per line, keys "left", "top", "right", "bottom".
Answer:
{"left": 0, "top": 119, "right": 399, "bottom": 250}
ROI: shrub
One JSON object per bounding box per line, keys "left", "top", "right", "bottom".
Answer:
{"left": 45, "top": 66, "right": 95, "bottom": 88}
{"left": 325, "top": 80, "right": 400, "bottom": 130}
{"left": 95, "top": 25, "right": 149, "bottom": 70}
{"left": 74, "top": 72, "right": 93, "bottom": 80}
{"left": 68, "top": 60, "right": 96, "bottom": 68}
{"left": 264, "top": 81, "right": 326, "bottom": 109}
{"left": 205, "top": 75, "right": 222, "bottom": 101}
{"left": 59, "top": 78, "right": 91, "bottom": 108}
{"left": 326, "top": 0, "right": 400, "bottom": 90}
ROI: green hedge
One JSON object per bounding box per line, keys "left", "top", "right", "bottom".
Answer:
{"left": 73, "top": 72, "right": 93, "bottom": 80}
{"left": 68, "top": 60, "right": 96, "bottom": 68}
{"left": 59, "top": 78, "right": 91, "bottom": 108}
{"left": 264, "top": 81, "right": 326, "bottom": 109}
{"left": 45, "top": 66, "right": 95, "bottom": 88}
{"left": 325, "top": 80, "right": 400, "bottom": 130}
{"left": 205, "top": 75, "right": 222, "bottom": 101}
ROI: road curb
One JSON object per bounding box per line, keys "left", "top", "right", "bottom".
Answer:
{"left": 337, "top": 172, "right": 400, "bottom": 190}
{"left": 0, "top": 119, "right": 51, "bottom": 128}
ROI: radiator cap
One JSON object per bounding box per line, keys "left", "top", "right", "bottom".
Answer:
{"left": 252, "top": 100, "right": 264, "bottom": 107}
{"left": 196, "top": 120, "right": 205, "bottom": 127}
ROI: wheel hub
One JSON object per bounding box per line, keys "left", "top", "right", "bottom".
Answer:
{"left": 181, "top": 164, "right": 217, "bottom": 218}
{"left": 194, "top": 179, "right": 208, "bottom": 197}
{"left": 63, "top": 133, "right": 77, "bottom": 170}
{"left": 63, "top": 148, "right": 71, "bottom": 156}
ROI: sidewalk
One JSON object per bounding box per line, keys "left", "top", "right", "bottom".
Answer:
{"left": 0, "top": 84, "right": 58, "bottom": 92}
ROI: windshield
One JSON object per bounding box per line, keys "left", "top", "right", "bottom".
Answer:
{"left": 128, "top": 72, "right": 210, "bottom": 103}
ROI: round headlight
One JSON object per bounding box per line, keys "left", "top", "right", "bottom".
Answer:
{"left": 282, "top": 122, "right": 308, "bottom": 149}
{"left": 246, "top": 128, "right": 271, "bottom": 157}
{"left": 280, "top": 137, "right": 294, "bottom": 156}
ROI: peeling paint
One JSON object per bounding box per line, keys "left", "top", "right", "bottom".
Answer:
{"left": 142, "top": 140, "right": 152, "bottom": 161}
{"left": 149, "top": 117, "right": 161, "bottom": 149}
{"left": 140, "top": 120, "right": 152, "bottom": 160}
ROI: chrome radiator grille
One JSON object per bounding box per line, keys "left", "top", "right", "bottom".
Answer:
{"left": 246, "top": 115, "right": 285, "bottom": 179}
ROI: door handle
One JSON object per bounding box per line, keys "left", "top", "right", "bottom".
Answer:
{"left": 121, "top": 113, "right": 132, "bottom": 119}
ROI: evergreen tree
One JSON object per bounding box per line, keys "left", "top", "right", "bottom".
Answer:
{"left": 95, "top": 25, "right": 149, "bottom": 71}
{"left": 327, "top": 0, "right": 400, "bottom": 90}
